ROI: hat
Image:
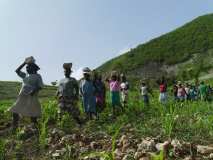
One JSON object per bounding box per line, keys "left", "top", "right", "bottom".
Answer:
{"left": 25, "top": 56, "right": 36, "bottom": 64}
{"left": 63, "top": 63, "right": 72, "bottom": 70}
{"left": 83, "top": 67, "right": 91, "bottom": 74}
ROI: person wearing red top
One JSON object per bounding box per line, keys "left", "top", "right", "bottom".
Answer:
{"left": 158, "top": 78, "right": 167, "bottom": 104}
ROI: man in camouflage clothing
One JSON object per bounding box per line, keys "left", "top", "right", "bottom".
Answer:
{"left": 56, "top": 63, "right": 82, "bottom": 125}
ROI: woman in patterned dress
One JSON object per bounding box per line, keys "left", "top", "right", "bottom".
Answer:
{"left": 10, "top": 57, "right": 43, "bottom": 129}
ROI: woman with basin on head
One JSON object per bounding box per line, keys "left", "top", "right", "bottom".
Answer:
{"left": 80, "top": 67, "right": 97, "bottom": 120}
{"left": 56, "top": 63, "right": 82, "bottom": 125}
{"left": 106, "top": 71, "right": 122, "bottom": 117}
{"left": 10, "top": 56, "right": 43, "bottom": 129}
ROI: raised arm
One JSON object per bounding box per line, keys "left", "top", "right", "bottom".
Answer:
{"left": 15, "top": 62, "right": 27, "bottom": 79}
{"left": 15, "top": 62, "right": 26, "bottom": 74}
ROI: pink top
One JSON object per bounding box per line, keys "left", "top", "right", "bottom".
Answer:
{"left": 109, "top": 80, "right": 120, "bottom": 92}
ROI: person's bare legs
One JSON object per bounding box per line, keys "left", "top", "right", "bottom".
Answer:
{"left": 12, "top": 113, "right": 19, "bottom": 129}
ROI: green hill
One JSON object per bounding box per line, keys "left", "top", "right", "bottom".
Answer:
{"left": 0, "top": 81, "right": 57, "bottom": 100}
{"left": 98, "top": 14, "right": 213, "bottom": 82}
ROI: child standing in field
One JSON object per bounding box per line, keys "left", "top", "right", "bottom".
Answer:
{"left": 120, "top": 74, "right": 129, "bottom": 107}
{"left": 80, "top": 67, "right": 97, "bottom": 120}
{"left": 10, "top": 57, "right": 43, "bottom": 129}
{"left": 140, "top": 81, "right": 152, "bottom": 106}
{"left": 106, "top": 71, "right": 122, "bottom": 117}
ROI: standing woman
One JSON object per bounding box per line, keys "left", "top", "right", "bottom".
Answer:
{"left": 56, "top": 63, "right": 82, "bottom": 125}
{"left": 80, "top": 67, "right": 97, "bottom": 120}
{"left": 158, "top": 77, "right": 167, "bottom": 104}
{"left": 106, "top": 71, "right": 122, "bottom": 117}
{"left": 140, "top": 81, "right": 153, "bottom": 106}
{"left": 10, "top": 57, "right": 43, "bottom": 129}
{"left": 93, "top": 71, "right": 106, "bottom": 114}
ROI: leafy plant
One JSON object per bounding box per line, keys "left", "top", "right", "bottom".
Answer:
{"left": 0, "top": 139, "right": 6, "bottom": 160}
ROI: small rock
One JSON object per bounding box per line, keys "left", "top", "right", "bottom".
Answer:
{"left": 55, "top": 148, "right": 66, "bottom": 155}
{"left": 118, "top": 135, "right": 127, "bottom": 146}
{"left": 79, "top": 141, "right": 84, "bottom": 147}
{"left": 134, "top": 152, "right": 144, "bottom": 159}
{"left": 90, "top": 141, "right": 102, "bottom": 150}
{"left": 129, "top": 128, "right": 135, "bottom": 132}
{"left": 52, "top": 152, "right": 60, "bottom": 157}
{"left": 122, "top": 141, "right": 131, "bottom": 152}
{"left": 126, "top": 123, "right": 132, "bottom": 128}
{"left": 60, "top": 134, "right": 73, "bottom": 144}
{"left": 72, "top": 133, "right": 81, "bottom": 141}
{"left": 137, "top": 139, "right": 156, "bottom": 152}
{"left": 51, "top": 143, "right": 63, "bottom": 150}
{"left": 171, "top": 139, "right": 182, "bottom": 149}
{"left": 155, "top": 143, "right": 164, "bottom": 151}
{"left": 184, "top": 156, "right": 193, "bottom": 160}
{"left": 197, "top": 145, "right": 213, "bottom": 154}
{"left": 47, "top": 137, "right": 53, "bottom": 144}
{"left": 209, "top": 153, "right": 213, "bottom": 159}
{"left": 122, "top": 154, "right": 134, "bottom": 160}
{"left": 156, "top": 141, "right": 170, "bottom": 152}
{"left": 51, "top": 128, "right": 65, "bottom": 137}
{"left": 126, "top": 148, "right": 136, "bottom": 154}
{"left": 139, "top": 157, "right": 150, "bottom": 160}
{"left": 114, "top": 148, "right": 124, "bottom": 159}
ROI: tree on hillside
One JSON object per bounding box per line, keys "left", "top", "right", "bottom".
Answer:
{"left": 189, "top": 54, "right": 211, "bottom": 82}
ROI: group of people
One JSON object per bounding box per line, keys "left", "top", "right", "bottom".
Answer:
{"left": 140, "top": 78, "right": 213, "bottom": 107}
{"left": 172, "top": 81, "right": 212, "bottom": 102}
{"left": 8, "top": 57, "right": 213, "bottom": 129}
{"left": 56, "top": 65, "right": 130, "bottom": 125}
{"left": 9, "top": 57, "right": 130, "bottom": 128}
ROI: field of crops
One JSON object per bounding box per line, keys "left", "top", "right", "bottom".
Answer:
{"left": 1, "top": 89, "right": 213, "bottom": 159}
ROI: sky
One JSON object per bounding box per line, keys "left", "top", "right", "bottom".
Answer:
{"left": 0, "top": 0, "right": 213, "bottom": 84}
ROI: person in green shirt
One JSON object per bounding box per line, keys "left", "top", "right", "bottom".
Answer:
{"left": 198, "top": 81, "right": 208, "bottom": 101}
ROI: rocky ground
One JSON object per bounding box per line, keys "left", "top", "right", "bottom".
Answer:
{"left": 1, "top": 123, "right": 213, "bottom": 160}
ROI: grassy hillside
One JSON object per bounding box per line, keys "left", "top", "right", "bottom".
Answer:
{"left": 98, "top": 14, "right": 213, "bottom": 80}
{"left": 0, "top": 81, "right": 57, "bottom": 100}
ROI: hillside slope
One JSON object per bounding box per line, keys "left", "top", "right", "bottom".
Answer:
{"left": 0, "top": 81, "right": 57, "bottom": 100}
{"left": 98, "top": 14, "right": 213, "bottom": 81}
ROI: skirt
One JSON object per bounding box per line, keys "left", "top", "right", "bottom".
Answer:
{"left": 10, "top": 92, "right": 41, "bottom": 118}
{"left": 82, "top": 95, "right": 96, "bottom": 113}
{"left": 159, "top": 92, "right": 167, "bottom": 103}
{"left": 111, "top": 91, "right": 121, "bottom": 106}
